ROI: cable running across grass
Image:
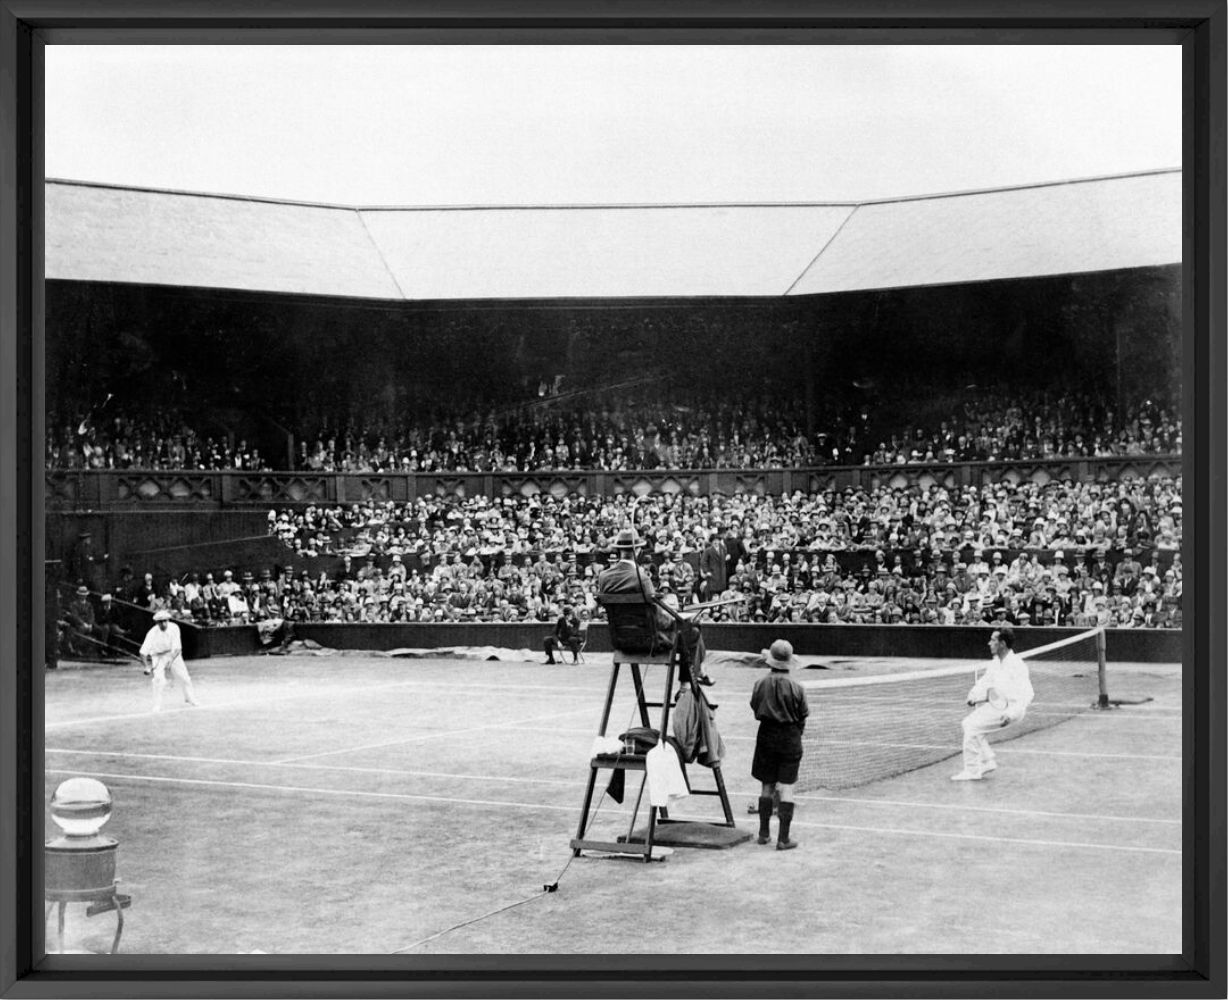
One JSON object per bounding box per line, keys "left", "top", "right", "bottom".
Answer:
{"left": 390, "top": 696, "right": 642, "bottom": 952}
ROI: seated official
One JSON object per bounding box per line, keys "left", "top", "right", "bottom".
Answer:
{"left": 95, "top": 593, "right": 132, "bottom": 656}
{"left": 544, "top": 604, "right": 584, "bottom": 664}
{"left": 596, "top": 528, "right": 713, "bottom": 686}
{"left": 62, "top": 585, "right": 106, "bottom": 658}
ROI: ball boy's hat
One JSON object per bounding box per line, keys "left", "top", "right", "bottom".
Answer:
{"left": 762, "top": 639, "right": 802, "bottom": 671}
{"left": 75, "top": 585, "right": 89, "bottom": 596}
{"left": 153, "top": 609, "right": 172, "bottom": 621}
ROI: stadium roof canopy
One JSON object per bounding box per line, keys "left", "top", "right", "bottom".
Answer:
{"left": 45, "top": 169, "right": 1180, "bottom": 302}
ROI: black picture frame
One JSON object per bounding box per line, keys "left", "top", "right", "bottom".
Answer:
{"left": 2, "top": 2, "right": 1224, "bottom": 997}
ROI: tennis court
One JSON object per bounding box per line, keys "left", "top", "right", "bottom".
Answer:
{"left": 43, "top": 645, "right": 1182, "bottom": 955}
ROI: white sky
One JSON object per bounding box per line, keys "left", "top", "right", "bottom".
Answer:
{"left": 45, "top": 45, "right": 1181, "bottom": 207}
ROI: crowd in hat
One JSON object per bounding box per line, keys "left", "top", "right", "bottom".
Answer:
{"left": 267, "top": 474, "right": 1182, "bottom": 563}
{"left": 45, "top": 408, "right": 271, "bottom": 472}
{"left": 283, "top": 385, "right": 1182, "bottom": 473}
{"left": 46, "top": 385, "right": 1179, "bottom": 474}
{"left": 115, "top": 534, "right": 1183, "bottom": 631}
{"left": 88, "top": 472, "right": 1182, "bottom": 630}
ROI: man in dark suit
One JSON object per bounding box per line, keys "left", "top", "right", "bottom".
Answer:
{"left": 722, "top": 522, "right": 745, "bottom": 586}
{"left": 63, "top": 585, "right": 104, "bottom": 658}
{"left": 597, "top": 528, "right": 713, "bottom": 686}
{"left": 544, "top": 604, "right": 583, "bottom": 664}
{"left": 95, "top": 593, "right": 132, "bottom": 656}
{"left": 698, "top": 529, "right": 728, "bottom": 601}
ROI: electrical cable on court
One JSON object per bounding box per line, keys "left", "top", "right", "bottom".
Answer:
{"left": 392, "top": 696, "right": 641, "bottom": 952}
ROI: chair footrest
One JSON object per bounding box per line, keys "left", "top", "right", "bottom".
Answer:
{"left": 611, "top": 652, "right": 674, "bottom": 666}
{"left": 571, "top": 838, "right": 651, "bottom": 855}
{"left": 591, "top": 754, "right": 646, "bottom": 769}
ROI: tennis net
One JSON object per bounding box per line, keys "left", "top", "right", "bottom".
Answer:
{"left": 794, "top": 627, "right": 1108, "bottom": 791}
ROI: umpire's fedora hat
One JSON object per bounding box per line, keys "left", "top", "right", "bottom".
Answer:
{"left": 613, "top": 528, "right": 641, "bottom": 550}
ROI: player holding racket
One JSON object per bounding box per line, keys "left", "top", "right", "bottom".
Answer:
{"left": 950, "top": 625, "right": 1034, "bottom": 781}
{"left": 139, "top": 609, "right": 200, "bottom": 712}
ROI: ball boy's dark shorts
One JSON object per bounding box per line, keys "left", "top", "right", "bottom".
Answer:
{"left": 751, "top": 721, "right": 803, "bottom": 785}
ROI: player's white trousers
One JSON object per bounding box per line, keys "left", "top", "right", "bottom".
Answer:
{"left": 151, "top": 658, "right": 198, "bottom": 711}
{"left": 960, "top": 703, "right": 1011, "bottom": 773}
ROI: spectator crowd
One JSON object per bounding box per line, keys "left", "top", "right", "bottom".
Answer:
{"left": 46, "top": 386, "right": 1180, "bottom": 474}
{"left": 63, "top": 475, "right": 1182, "bottom": 647}
{"left": 46, "top": 409, "right": 272, "bottom": 472}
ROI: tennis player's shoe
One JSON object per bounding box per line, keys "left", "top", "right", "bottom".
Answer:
{"left": 949, "top": 769, "right": 984, "bottom": 781}
{"left": 776, "top": 838, "right": 799, "bottom": 851}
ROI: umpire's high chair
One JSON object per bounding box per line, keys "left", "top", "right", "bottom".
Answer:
{"left": 569, "top": 593, "right": 736, "bottom": 862}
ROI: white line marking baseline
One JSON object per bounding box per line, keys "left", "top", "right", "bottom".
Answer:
{"left": 45, "top": 748, "right": 584, "bottom": 787}
{"left": 45, "top": 678, "right": 597, "bottom": 730}
{"left": 45, "top": 747, "right": 1180, "bottom": 827}
{"left": 45, "top": 769, "right": 1181, "bottom": 856}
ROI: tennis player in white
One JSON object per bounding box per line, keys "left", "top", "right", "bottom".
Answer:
{"left": 951, "top": 624, "right": 1033, "bottom": 781}
{"left": 139, "top": 609, "right": 199, "bottom": 712}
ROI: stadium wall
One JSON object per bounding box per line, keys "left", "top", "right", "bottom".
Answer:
{"left": 192, "top": 621, "right": 1182, "bottom": 664}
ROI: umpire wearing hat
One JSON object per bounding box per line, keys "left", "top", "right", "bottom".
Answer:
{"left": 596, "top": 527, "right": 713, "bottom": 686}
{"left": 750, "top": 640, "right": 810, "bottom": 851}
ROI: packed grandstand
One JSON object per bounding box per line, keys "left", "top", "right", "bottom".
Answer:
{"left": 47, "top": 383, "right": 1180, "bottom": 474}
{"left": 45, "top": 173, "right": 1184, "bottom": 660}
{"left": 55, "top": 469, "right": 1183, "bottom": 663}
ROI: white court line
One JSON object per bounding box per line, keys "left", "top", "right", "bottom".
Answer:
{"left": 45, "top": 768, "right": 1180, "bottom": 857}
{"left": 803, "top": 739, "right": 1180, "bottom": 762}
{"left": 274, "top": 705, "right": 599, "bottom": 764}
{"left": 498, "top": 724, "right": 760, "bottom": 743}
{"left": 45, "top": 676, "right": 597, "bottom": 730}
{"left": 45, "top": 747, "right": 1180, "bottom": 827}
{"left": 781, "top": 792, "right": 1182, "bottom": 826}
{"left": 46, "top": 747, "right": 581, "bottom": 787}
{"left": 1021, "top": 709, "right": 1181, "bottom": 720}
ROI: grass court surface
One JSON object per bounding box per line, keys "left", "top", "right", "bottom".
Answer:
{"left": 44, "top": 650, "right": 1181, "bottom": 955}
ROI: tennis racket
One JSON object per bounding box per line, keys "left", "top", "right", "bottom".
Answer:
{"left": 972, "top": 665, "right": 1009, "bottom": 710}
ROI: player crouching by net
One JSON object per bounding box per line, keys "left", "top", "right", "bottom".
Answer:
{"left": 951, "top": 624, "right": 1034, "bottom": 781}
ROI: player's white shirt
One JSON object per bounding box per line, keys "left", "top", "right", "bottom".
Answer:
{"left": 968, "top": 650, "right": 1034, "bottom": 722}
{"left": 140, "top": 622, "right": 183, "bottom": 664}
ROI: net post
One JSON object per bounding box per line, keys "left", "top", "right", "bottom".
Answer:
{"left": 1095, "top": 627, "right": 1111, "bottom": 709}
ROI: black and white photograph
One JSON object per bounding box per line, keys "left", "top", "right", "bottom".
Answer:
{"left": 24, "top": 29, "right": 1206, "bottom": 974}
